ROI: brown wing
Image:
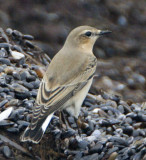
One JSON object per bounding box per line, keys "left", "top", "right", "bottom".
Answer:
{"left": 30, "top": 55, "right": 97, "bottom": 129}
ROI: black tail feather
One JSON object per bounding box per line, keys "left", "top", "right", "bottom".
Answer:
{"left": 20, "top": 119, "right": 45, "bottom": 144}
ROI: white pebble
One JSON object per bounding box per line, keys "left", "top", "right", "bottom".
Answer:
{"left": 0, "top": 107, "right": 13, "bottom": 121}
{"left": 11, "top": 51, "right": 25, "bottom": 60}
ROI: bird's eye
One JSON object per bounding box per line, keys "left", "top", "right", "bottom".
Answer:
{"left": 85, "top": 31, "right": 92, "bottom": 37}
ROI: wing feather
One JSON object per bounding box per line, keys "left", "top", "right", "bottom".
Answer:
{"left": 30, "top": 55, "right": 97, "bottom": 129}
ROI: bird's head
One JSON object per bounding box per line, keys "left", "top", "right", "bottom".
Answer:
{"left": 64, "top": 26, "right": 111, "bottom": 52}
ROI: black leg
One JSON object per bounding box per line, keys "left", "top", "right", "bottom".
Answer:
{"left": 61, "top": 111, "right": 71, "bottom": 130}
{"left": 74, "top": 116, "right": 82, "bottom": 136}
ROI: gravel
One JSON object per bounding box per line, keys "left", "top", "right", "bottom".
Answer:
{"left": 0, "top": 28, "right": 146, "bottom": 160}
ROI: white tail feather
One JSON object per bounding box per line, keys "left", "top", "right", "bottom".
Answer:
{"left": 42, "top": 112, "right": 54, "bottom": 132}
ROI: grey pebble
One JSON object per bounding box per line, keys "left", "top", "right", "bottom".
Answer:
{"left": 7, "top": 127, "right": 19, "bottom": 133}
{"left": 80, "top": 153, "right": 99, "bottom": 160}
{"left": 0, "top": 99, "right": 8, "bottom": 108}
{"left": 89, "top": 142, "right": 103, "bottom": 154}
{"left": 0, "top": 58, "right": 11, "bottom": 65}
{"left": 2, "top": 146, "right": 11, "bottom": 158}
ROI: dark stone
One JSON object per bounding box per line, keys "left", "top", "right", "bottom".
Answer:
{"left": 89, "top": 143, "right": 103, "bottom": 154}
{"left": 80, "top": 153, "right": 99, "bottom": 160}
{"left": 23, "top": 34, "right": 34, "bottom": 40}
{"left": 0, "top": 43, "right": 11, "bottom": 50}
{"left": 26, "top": 75, "right": 36, "bottom": 82}
{"left": 23, "top": 81, "right": 34, "bottom": 90}
{"left": 25, "top": 40, "right": 35, "bottom": 48}
{"left": 2, "top": 146, "right": 11, "bottom": 158}
{"left": 108, "top": 137, "right": 129, "bottom": 147}
{"left": 0, "top": 120, "right": 14, "bottom": 127}
{"left": 30, "top": 80, "right": 40, "bottom": 89}
{"left": 0, "top": 58, "right": 11, "bottom": 65}
{"left": 7, "top": 127, "right": 19, "bottom": 133}
{"left": 77, "top": 140, "right": 88, "bottom": 150}
{"left": 61, "top": 128, "right": 76, "bottom": 139}
{"left": 123, "top": 126, "right": 133, "bottom": 135}
{"left": 0, "top": 99, "right": 8, "bottom": 108}
{"left": 15, "top": 91, "right": 31, "bottom": 100}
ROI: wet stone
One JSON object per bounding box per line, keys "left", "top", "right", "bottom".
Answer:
{"left": 26, "top": 75, "right": 36, "bottom": 82}
{"left": 12, "top": 30, "right": 22, "bottom": 40}
{"left": 118, "top": 105, "right": 124, "bottom": 114}
{"left": 23, "top": 34, "right": 34, "bottom": 40}
{"left": 61, "top": 128, "right": 76, "bottom": 139}
{"left": 30, "top": 90, "right": 37, "bottom": 98}
{"left": 0, "top": 58, "right": 11, "bottom": 65}
{"left": 77, "top": 139, "right": 88, "bottom": 150}
{"left": 108, "top": 137, "right": 129, "bottom": 147}
{"left": 12, "top": 71, "right": 21, "bottom": 80}
{"left": 7, "top": 127, "right": 19, "bottom": 133}
{"left": 20, "top": 71, "right": 30, "bottom": 81}
{"left": 123, "top": 126, "right": 133, "bottom": 135}
{"left": 2, "top": 146, "right": 11, "bottom": 158}
{"left": 88, "top": 120, "right": 95, "bottom": 132}
{"left": 74, "top": 151, "right": 83, "bottom": 160}
{"left": 25, "top": 40, "right": 35, "bottom": 48}
{"left": 0, "top": 99, "right": 8, "bottom": 108}
{"left": 23, "top": 81, "right": 34, "bottom": 90}
{"left": 108, "top": 152, "right": 118, "bottom": 160}
{"left": 0, "top": 120, "right": 14, "bottom": 127}
{"left": 80, "top": 153, "right": 99, "bottom": 160}
{"left": 6, "top": 28, "right": 13, "bottom": 35}
{"left": 89, "top": 142, "right": 103, "bottom": 154}
{"left": 0, "top": 43, "right": 11, "bottom": 50}
{"left": 107, "top": 147, "right": 119, "bottom": 155}
{"left": 15, "top": 91, "right": 31, "bottom": 100}
{"left": 68, "top": 116, "right": 75, "bottom": 124}
{"left": 30, "top": 79, "right": 40, "bottom": 89}
{"left": 23, "top": 101, "right": 33, "bottom": 109}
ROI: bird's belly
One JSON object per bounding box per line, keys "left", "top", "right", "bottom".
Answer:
{"left": 62, "top": 78, "right": 93, "bottom": 118}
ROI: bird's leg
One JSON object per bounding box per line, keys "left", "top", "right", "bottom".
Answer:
{"left": 59, "top": 111, "right": 65, "bottom": 129}
{"left": 61, "top": 110, "right": 70, "bottom": 130}
{"left": 74, "top": 116, "right": 82, "bottom": 136}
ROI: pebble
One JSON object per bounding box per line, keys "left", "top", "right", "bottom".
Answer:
{"left": 10, "top": 50, "right": 25, "bottom": 60}
{"left": 2, "top": 146, "right": 11, "bottom": 158}
{"left": 0, "top": 58, "right": 11, "bottom": 65}
{"left": 0, "top": 120, "right": 14, "bottom": 126}
{"left": 0, "top": 99, "right": 8, "bottom": 108}
{"left": 7, "top": 127, "right": 19, "bottom": 133}
{"left": 0, "top": 27, "right": 146, "bottom": 160}
{"left": 80, "top": 153, "right": 99, "bottom": 160}
{"left": 89, "top": 142, "right": 103, "bottom": 154}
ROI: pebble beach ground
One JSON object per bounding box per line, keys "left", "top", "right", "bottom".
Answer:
{"left": 0, "top": 28, "right": 146, "bottom": 160}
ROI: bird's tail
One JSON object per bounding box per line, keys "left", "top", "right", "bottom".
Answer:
{"left": 20, "top": 113, "right": 54, "bottom": 144}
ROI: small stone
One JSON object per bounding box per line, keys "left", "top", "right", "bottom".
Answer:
{"left": 7, "top": 127, "right": 19, "bottom": 133}
{"left": 0, "top": 58, "right": 11, "bottom": 65}
{"left": 0, "top": 120, "right": 14, "bottom": 126}
{"left": 2, "top": 146, "right": 11, "bottom": 158}
{"left": 108, "top": 152, "right": 118, "bottom": 160}
{"left": 23, "top": 34, "right": 34, "bottom": 40}
{"left": 25, "top": 40, "right": 34, "bottom": 48}
{"left": 89, "top": 143, "right": 103, "bottom": 154}
{"left": 10, "top": 50, "right": 25, "bottom": 60}
{"left": 23, "top": 81, "right": 34, "bottom": 90}
{"left": 61, "top": 128, "right": 76, "bottom": 139}
{"left": 91, "top": 129, "right": 101, "bottom": 138}
{"left": 80, "top": 153, "right": 99, "bottom": 160}
{"left": 0, "top": 99, "right": 8, "bottom": 108}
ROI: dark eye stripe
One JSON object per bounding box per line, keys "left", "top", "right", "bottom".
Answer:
{"left": 85, "top": 31, "right": 92, "bottom": 37}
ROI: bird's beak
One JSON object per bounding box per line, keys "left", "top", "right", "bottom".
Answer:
{"left": 98, "top": 30, "right": 112, "bottom": 36}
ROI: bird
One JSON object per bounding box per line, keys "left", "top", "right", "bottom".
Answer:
{"left": 20, "top": 25, "right": 111, "bottom": 143}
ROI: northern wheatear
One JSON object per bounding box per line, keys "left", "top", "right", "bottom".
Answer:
{"left": 20, "top": 26, "right": 111, "bottom": 143}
